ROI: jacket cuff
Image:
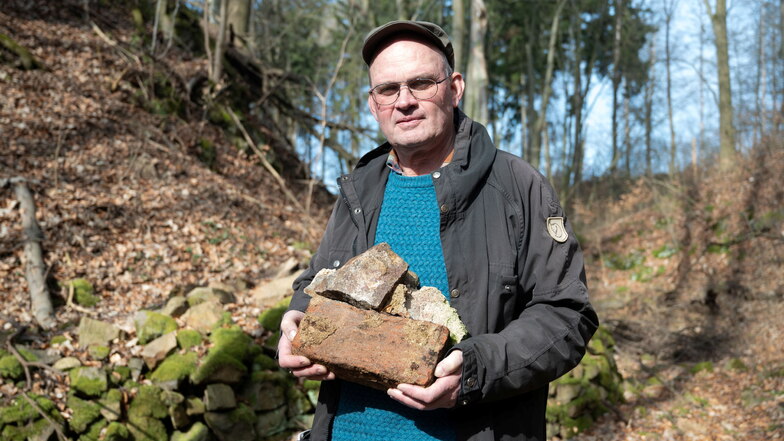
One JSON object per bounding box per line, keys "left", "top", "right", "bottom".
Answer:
{"left": 450, "top": 343, "right": 481, "bottom": 407}
{"left": 287, "top": 292, "right": 312, "bottom": 313}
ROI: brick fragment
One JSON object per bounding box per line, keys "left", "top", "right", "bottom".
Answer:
{"left": 291, "top": 296, "right": 449, "bottom": 390}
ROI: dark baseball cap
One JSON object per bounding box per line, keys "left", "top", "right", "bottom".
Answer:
{"left": 362, "top": 20, "right": 455, "bottom": 69}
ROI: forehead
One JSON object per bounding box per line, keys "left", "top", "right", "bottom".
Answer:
{"left": 368, "top": 38, "right": 446, "bottom": 83}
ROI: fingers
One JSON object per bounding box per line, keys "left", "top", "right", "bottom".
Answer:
{"left": 389, "top": 372, "right": 462, "bottom": 410}
{"left": 277, "top": 310, "right": 335, "bottom": 381}
{"left": 434, "top": 350, "right": 463, "bottom": 377}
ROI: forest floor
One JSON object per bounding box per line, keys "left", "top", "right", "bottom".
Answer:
{"left": 1, "top": 1, "right": 783, "bottom": 440}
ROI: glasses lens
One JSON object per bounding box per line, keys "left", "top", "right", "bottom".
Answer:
{"left": 371, "top": 84, "right": 399, "bottom": 105}
{"left": 370, "top": 78, "right": 441, "bottom": 105}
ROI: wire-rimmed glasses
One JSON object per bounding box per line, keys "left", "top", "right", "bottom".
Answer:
{"left": 368, "top": 77, "right": 449, "bottom": 106}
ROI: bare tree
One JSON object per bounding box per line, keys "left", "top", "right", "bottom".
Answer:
{"left": 465, "top": 0, "right": 489, "bottom": 125}
{"left": 702, "top": 0, "right": 736, "bottom": 169}
{"left": 452, "top": 0, "right": 466, "bottom": 74}
{"left": 663, "top": 0, "right": 678, "bottom": 174}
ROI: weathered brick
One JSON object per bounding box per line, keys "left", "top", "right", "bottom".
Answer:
{"left": 291, "top": 296, "right": 449, "bottom": 390}
{"left": 304, "top": 243, "right": 408, "bottom": 310}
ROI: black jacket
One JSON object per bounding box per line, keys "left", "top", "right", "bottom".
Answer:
{"left": 288, "top": 112, "right": 599, "bottom": 441}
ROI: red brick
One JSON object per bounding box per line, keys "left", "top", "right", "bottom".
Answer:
{"left": 291, "top": 296, "right": 450, "bottom": 390}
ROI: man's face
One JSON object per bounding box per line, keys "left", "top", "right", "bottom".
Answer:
{"left": 367, "top": 38, "right": 464, "bottom": 153}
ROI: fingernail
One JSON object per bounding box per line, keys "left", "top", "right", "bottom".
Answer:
{"left": 289, "top": 331, "right": 297, "bottom": 340}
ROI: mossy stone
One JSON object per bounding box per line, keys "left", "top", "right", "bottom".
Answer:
{"left": 252, "top": 353, "right": 278, "bottom": 371}
{"left": 70, "top": 366, "right": 108, "bottom": 397}
{"left": 104, "top": 422, "right": 130, "bottom": 441}
{"left": 67, "top": 278, "right": 99, "bottom": 307}
{"left": 0, "top": 395, "right": 59, "bottom": 424}
{"left": 67, "top": 393, "right": 102, "bottom": 433}
{"left": 129, "top": 385, "right": 168, "bottom": 419}
{"left": 185, "top": 397, "right": 205, "bottom": 416}
{"left": 1, "top": 418, "right": 54, "bottom": 441}
{"left": 0, "top": 355, "right": 23, "bottom": 380}
{"left": 51, "top": 335, "right": 68, "bottom": 345}
{"left": 176, "top": 330, "right": 202, "bottom": 350}
{"left": 149, "top": 352, "right": 197, "bottom": 383}
{"left": 99, "top": 389, "right": 123, "bottom": 421}
{"left": 257, "top": 305, "right": 287, "bottom": 332}
{"left": 171, "top": 421, "right": 209, "bottom": 441}
{"left": 127, "top": 414, "right": 167, "bottom": 441}
{"left": 110, "top": 366, "right": 131, "bottom": 385}
{"left": 726, "top": 358, "right": 748, "bottom": 371}
{"left": 88, "top": 345, "right": 111, "bottom": 360}
{"left": 135, "top": 311, "right": 178, "bottom": 345}
{"left": 690, "top": 361, "right": 714, "bottom": 374}
{"left": 79, "top": 418, "right": 108, "bottom": 441}
{"left": 15, "top": 346, "right": 38, "bottom": 362}
{"left": 190, "top": 326, "right": 252, "bottom": 384}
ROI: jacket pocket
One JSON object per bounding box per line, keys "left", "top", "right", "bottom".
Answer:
{"left": 488, "top": 269, "right": 520, "bottom": 331}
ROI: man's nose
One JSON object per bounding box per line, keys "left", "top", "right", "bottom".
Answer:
{"left": 395, "top": 85, "right": 417, "bottom": 109}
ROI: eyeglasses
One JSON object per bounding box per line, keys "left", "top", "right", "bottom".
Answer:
{"left": 368, "top": 77, "right": 449, "bottom": 106}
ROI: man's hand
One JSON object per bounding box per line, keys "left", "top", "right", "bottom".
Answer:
{"left": 277, "top": 310, "right": 335, "bottom": 381}
{"left": 387, "top": 350, "right": 463, "bottom": 410}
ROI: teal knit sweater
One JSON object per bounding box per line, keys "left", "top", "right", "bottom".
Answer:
{"left": 331, "top": 172, "right": 456, "bottom": 441}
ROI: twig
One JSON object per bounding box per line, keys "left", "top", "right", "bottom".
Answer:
{"left": 6, "top": 327, "right": 32, "bottom": 388}
{"left": 65, "top": 284, "right": 98, "bottom": 316}
{"left": 20, "top": 391, "right": 69, "bottom": 441}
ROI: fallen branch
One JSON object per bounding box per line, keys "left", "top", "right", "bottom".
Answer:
{"left": 91, "top": 21, "right": 141, "bottom": 67}
{"left": 20, "top": 391, "right": 69, "bottom": 441}
{"left": 9, "top": 178, "right": 56, "bottom": 329}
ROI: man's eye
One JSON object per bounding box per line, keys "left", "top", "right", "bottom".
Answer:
{"left": 409, "top": 79, "right": 435, "bottom": 91}
{"left": 376, "top": 85, "right": 399, "bottom": 96}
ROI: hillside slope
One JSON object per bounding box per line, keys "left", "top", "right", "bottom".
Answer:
{"left": 1, "top": 0, "right": 331, "bottom": 328}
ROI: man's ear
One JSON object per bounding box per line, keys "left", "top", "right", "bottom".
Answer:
{"left": 367, "top": 94, "right": 380, "bottom": 122}
{"left": 450, "top": 72, "right": 465, "bottom": 108}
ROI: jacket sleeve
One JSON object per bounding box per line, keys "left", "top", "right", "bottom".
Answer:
{"left": 453, "top": 168, "right": 599, "bottom": 406}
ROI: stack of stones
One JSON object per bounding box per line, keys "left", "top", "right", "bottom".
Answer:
{"left": 0, "top": 285, "right": 316, "bottom": 441}
{"left": 291, "top": 243, "right": 468, "bottom": 390}
{"left": 545, "top": 326, "right": 624, "bottom": 439}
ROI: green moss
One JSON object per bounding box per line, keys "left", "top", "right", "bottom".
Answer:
{"left": 171, "top": 421, "right": 208, "bottom": 441}
{"left": 252, "top": 353, "right": 278, "bottom": 371}
{"left": 209, "top": 326, "right": 252, "bottom": 360}
{"left": 690, "top": 361, "right": 714, "bottom": 374}
{"left": 51, "top": 335, "right": 68, "bottom": 345}
{"left": 79, "top": 418, "right": 108, "bottom": 441}
{"left": 15, "top": 346, "right": 38, "bottom": 362}
{"left": 149, "top": 352, "right": 197, "bottom": 383}
{"left": 190, "top": 350, "right": 247, "bottom": 384}
{"left": 230, "top": 403, "right": 255, "bottom": 424}
{"left": 127, "top": 414, "right": 167, "bottom": 441}
{"left": 0, "top": 355, "right": 23, "bottom": 380}
{"left": 67, "top": 393, "right": 102, "bottom": 433}
{"left": 135, "top": 311, "right": 178, "bottom": 345}
{"left": 104, "top": 422, "right": 130, "bottom": 441}
{"left": 64, "top": 278, "right": 99, "bottom": 307}
{"left": 70, "top": 367, "right": 108, "bottom": 397}
{"left": 99, "top": 389, "right": 123, "bottom": 421}
{"left": 111, "top": 366, "right": 131, "bottom": 385}
{"left": 258, "top": 306, "right": 287, "bottom": 332}
{"left": 0, "top": 395, "right": 59, "bottom": 424}
{"left": 128, "top": 385, "right": 168, "bottom": 419}
{"left": 88, "top": 345, "right": 111, "bottom": 360}
{"left": 176, "top": 329, "right": 202, "bottom": 350}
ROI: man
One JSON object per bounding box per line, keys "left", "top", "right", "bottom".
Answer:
{"left": 278, "top": 20, "right": 598, "bottom": 441}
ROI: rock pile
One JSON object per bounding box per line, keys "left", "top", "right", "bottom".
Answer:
{"left": 0, "top": 285, "right": 314, "bottom": 441}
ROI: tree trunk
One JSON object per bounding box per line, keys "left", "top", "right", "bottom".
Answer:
{"left": 610, "top": 0, "right": 624, "bottom": 174}
{"left": 11, "top": 180, "right": 55, "bottom": 329}
{"left": 569, "top": 6, "right": 584, "bottom": 191}
{"left": 665, "top": 0, "right": 677, "bottom": 174}
{"left": 644, "top": 38, "right": 655, "bottom": 177}
{"left": 465, "top": 0, "right": 489, "bottom": 126}
{"left": 703, "top": 0, "right": 736, "bottom": 169}
{"left": 531, "top": 0, "right": 566, "bottom": 172}
{"left": 212, "top": 0, "right": 229, "bottom": 83}
{"left": 227, "top": 0, "right": 251, "bottom": 49}
{"left": 623, "top": 78, "right": 631, "bottom": 175}
{"left": 452, "top": 0, "right": 466, "bottom": 74}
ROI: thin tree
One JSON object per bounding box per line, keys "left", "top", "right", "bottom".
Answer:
{"left": 663, "top": 0, "right": 677, "bottom": 174}
{"left": 452, "top": 0, "right": 466, "bottom": 74}
{"left": 465, "top": 0, "right": 489, "bottom": 125}
{"left": 610, "top": 0, "right": 625, "bottom": 174}
{"left": 702, "top": 0, "right": 736, "bottom": 169}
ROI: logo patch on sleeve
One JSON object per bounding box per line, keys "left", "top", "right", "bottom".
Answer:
{"left": 546, "top": 217, "right": 568, "bottom": 243}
